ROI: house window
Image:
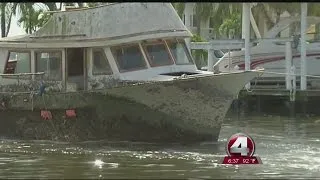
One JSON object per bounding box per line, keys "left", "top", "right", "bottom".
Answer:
{"left": 3, "top": 51, "right": 31, "bottom": 78}
{"left": 166, "top": 39, "right": 194, "bottom": 65}
{"left": 142, "top": 41, "right": 173, "bottom": 67}
{"left": 35, "top": 51, "right": 62, "bottom": 80}
{"left": 111, "top": 44, "right": 147, "bottom": 72}
{"left": 92, "top": 48, "right": 112, "bottom": 75}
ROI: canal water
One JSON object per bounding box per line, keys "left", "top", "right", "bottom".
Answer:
{"left": 1, "top": 113, "right": 320, "bottom": 179}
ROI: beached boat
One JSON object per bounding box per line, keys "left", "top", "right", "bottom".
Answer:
{"left": 0, "top": 3, "right": 262, "bottom": 143}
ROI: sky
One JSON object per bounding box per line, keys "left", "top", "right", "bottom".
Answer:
{"left": 7, "top": 15, "right": 25, "bottom": 37}
{"left": 7, "top": 3, "right": 63, "bottom": 37}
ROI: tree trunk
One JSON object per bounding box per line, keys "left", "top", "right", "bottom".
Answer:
{"left": 275, "top": 12, "right": 281, "bottom": 24}
{"left": 1, "top": 3, "right": 6, "bottom": 38}
{"left": 196, "top": 15, "right": 201, "bottom": 36}
{"left": 29, "top": 20, "right": 31, "bottom": 34}
{"left": 5, "top": 11, "right": 13, "bottom": 37}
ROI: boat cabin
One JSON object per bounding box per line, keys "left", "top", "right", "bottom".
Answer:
{"left": 0, "top": 3, "right": 202, "bottom": 93}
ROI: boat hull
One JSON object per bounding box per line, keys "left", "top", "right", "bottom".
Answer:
{"left": 0, "top": 71, "right": 261, "bottom": 143}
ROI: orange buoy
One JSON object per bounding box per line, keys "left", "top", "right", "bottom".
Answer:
{"left": 41, "top": 110, "right": 52, "bottom": 120}
{"left": 66, "top": 109, "right": 76, "bottom": 118}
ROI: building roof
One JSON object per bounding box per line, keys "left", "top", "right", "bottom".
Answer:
{"left": 0, "top": 3, "right": 191, "bottom": 44}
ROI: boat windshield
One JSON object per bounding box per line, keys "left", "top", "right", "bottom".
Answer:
{"left": 142, "top": 41, "right": 174, "bottom": 67}
{"left": 111, "top": 44, "right": 147, "bottom": 72}
{"left": 166, "top": 39, "right": 194, "bottom": 65}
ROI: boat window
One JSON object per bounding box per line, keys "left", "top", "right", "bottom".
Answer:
{"left": 35, "top": 51, "right": 62, "bottom": 80}
{"left": 111, "top": 44, "right": 147, "bottom": 72}
{"left": 142, "top": 41, "right": 173, "bottom": 67}
{"left": 3, "top": 51, "right": 31, "bottom": 77}
{"left": 92, "top": 48, "right": 113, "bottom": 75}
{"left": 166, "top": 39, "right": 194, "bottom": 65}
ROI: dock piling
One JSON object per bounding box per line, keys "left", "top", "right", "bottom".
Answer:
{"left": 285, "top": 41, "right": 292, "bottom": 90}
{"left": 207, "top": 48, "right": 214, "bottom": 72}
{"left": 243, "top": 3, "right": 251, "bottom": 89}
{"left": 300, "top": 3, "right": 308, "bottom": 90}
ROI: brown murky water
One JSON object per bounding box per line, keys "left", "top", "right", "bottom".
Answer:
{"left": 1, "top": 113, "right": 320, "bottom": 179}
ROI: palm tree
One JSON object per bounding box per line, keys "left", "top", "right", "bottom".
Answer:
{"left": 219, "top": 11, "right": 241, "bottom": 39}
{"left": 212, "top": 3, "right": 242, "bottom": 38}
{"left": 0, "top": 3, "right": 18, "bottom": 37}
{"left": 1, "top": 3, "right": 6, "bottom": 37}
{"left": 194, "top": 3, "right": 219, "bottom": 35}
{"left": 172, "top": 3, "right": 242, "bottom": 38}
{"left": 17, "top": 3, "right": 46, "bottom": 34}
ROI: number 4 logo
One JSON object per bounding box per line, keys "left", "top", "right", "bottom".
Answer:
{"left": 230, "top": 136, "right": 249, "bottom": 156}
{"left": 226, "top": 133, "right": 255, "bottom": 157}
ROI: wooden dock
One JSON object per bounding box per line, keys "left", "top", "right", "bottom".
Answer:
{"left": 240, "top": 89, "right": 320, "bottom": 97}
{"left": 240, "top": 76, "right": 320, "bottom": 99}
{"left": 232, "top": 77, "right": 320, "bottom": 116}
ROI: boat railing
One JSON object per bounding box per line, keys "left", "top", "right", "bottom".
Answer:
{"left": 0, "top": 72, "right": 45, "bottom": 85}
{"left": 0, "top": 72, "right": 45, "bottom": 77}
{"left": 0, "top": 72, "right": 56, "bottom": 95}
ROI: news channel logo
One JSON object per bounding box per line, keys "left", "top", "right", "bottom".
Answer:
{"left": 222, "top": 133, "right": 262, "bottom": 165}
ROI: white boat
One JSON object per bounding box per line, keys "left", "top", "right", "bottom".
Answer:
{"left": 214, "top": 16, "right": 320, "bottom": 88}
{"left": 0, "top": 3, "right": 262, "bottom": 143}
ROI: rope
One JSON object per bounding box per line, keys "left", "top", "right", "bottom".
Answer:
{"left": 244, "top": 70, "right": 264, "bottom": 93}
{"left": 245, "top": 84, "right": 253, "bottom": 93}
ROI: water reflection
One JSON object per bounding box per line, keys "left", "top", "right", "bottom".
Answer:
{"left": 0, "top": 114, "right": 320, "bottom": 178}
{"left": 93, "top": 159, "right": 104, "bottom": 169}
